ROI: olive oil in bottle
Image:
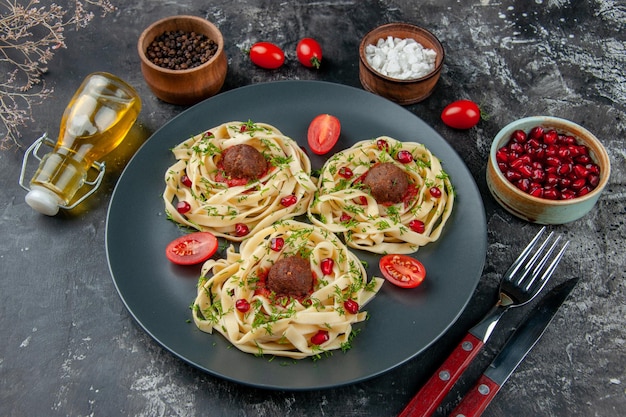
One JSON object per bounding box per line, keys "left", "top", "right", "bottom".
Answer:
{"left": 25, "top": 72, "right": 141, "bottom": 215}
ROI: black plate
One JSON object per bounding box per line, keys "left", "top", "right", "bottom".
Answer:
{"left": 106, "top": 80, "right": 486, "bottom": 390}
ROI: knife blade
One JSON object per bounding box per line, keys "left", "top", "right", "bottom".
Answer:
{"left": 449, "top": 277, "right": 579, "bottom": 417}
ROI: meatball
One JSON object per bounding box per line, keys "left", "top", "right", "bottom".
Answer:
{"left": 362, "top": 162, "right": 409, "bottom": 204}
{"left": 222, "top": 144, "right": 268, "bottom": 180}
{"left": 267, "top": 256, "right": 313, "bottom": 297}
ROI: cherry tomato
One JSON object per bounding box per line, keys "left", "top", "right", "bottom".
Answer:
{"left": 379, "top": 254, "right": 426, "bottom": 288}
{"left": 165, "top": 231, "right": 218, "bottom": 266}
{"left": 441, "top": 100, "right": 481, "bottom": 130}
{"left": 307, "top": 114, "right": 341, "bottom": 155}
{"left": 249, "top": 42, "right": 285, "bottom": 69}
{"left": 296, "top": 38, "right": 322, "bottom": 69}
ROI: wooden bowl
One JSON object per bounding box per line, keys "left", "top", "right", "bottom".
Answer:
{"left": 487, "top": 116, "right": 611, "bottom": 224}
{"left": 359, "top": 23, "right": 444, "bottom": 105}
{"left": 138, "top": 15, "right": 227, "bottom": 105}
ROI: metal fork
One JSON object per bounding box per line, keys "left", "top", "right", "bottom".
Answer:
{"left": 398, "top": 227, "right": 569, "bottom": 417}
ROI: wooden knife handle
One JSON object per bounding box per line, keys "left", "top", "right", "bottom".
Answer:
{"left": 398, "top": 333, "right": 484, "bottom": 417}
{"left": 448, "top": 374, "right": 501, "bottom": 417}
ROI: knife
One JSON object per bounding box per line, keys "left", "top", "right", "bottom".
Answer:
{"left": 449, "top": 277, "right": 579, "bottom": 417}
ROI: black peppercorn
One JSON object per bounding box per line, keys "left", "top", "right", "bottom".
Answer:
{"left": 146, "top": 30, "right": 218, "bottom": 70}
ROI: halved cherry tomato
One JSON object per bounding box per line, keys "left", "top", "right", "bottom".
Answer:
{"left": 441, "top": 99, "right": 481, "bottom": 130}
{"left": 379, "top": 254, "right": 426, "bottom": 288}
{"left": 307, "top": 114, "right": 341, "bottom": 155}
{"left": 296, "top": 38, "right": 322, "bottom": 69}
{"left": 165, "top": 231, "right": 218, "bottom": 265}
{"left": 249, "top": 42, "right": 285, "bottom": 69}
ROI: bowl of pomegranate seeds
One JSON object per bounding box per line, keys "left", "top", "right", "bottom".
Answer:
{"left": 359, "top": 23, "right": 445, "bottom": 105}
{"left": 487, "top": 116, "right": 610, "bottom": 224}
{"left": 138, "top": 15, "right": 228, "bottom": 105}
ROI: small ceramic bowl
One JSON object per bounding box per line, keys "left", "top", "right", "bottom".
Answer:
{"left": 138, "top": 15, "right": 227, "bottom": 105}
{"left": 358, "top": 23, "right": 444, "bottom": 105}
{"left": 487, "top": 116, "right": 611, "bottom": 224}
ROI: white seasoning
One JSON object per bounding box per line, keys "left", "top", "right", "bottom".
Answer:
{"left": 365, "top": 36, "right": 437, "bottom": 80}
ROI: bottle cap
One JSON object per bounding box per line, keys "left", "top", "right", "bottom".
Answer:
{"left": 25, "top": 187, "right": 63, "bottom": 216}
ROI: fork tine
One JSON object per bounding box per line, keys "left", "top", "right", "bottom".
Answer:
{"left": 513, "top": 231, "right": 556, "bottom": 286}
{"left": 504, "top": 226, "right": 546, "bottom": 281}
{"left": 521, "top": 234, "right": 562, "bottom": 290}
{"left": 524, "top": 239, "right": 570, "bottom": 292}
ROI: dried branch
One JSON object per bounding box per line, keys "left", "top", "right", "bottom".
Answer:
{"left": 0, "top": 0, "right": 116, "bottom": 150}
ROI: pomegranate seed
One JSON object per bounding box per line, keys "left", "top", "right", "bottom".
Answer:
{"left": 563, "top": 135, "right": 577, "bottom": 145}
{"left": 235, "top": 299, "right": 251, "bottom": 313}
{"left": 545, "top": 166, "right": 559, "bottom": 175}
{"left": 311, "top": 330, "right": 329, "bottom": 345}
{"left": 509, "top": 142, "right": 524, "bottom": 154}
{"left": 586, "top": 163, "right": 600, "bottom": 175}
{"left": 497, "top": 125, "right": 600, "bottom": 201}
{"left": 568, "top": 145, "right": 581, "bottom": 157}
{"left": 546, "top": 156, "right": 560, "bottom": 167}
{"left": 577, "top": 186, "right": 592, "bottom": 197}
{"left": 529, "top": 126, "right": 544, "bottom": 139}
{"left": 397, "top": 150, "right": 413, "bottom": 164}
{"left": 527, "top": 138, "right": 541, "bottom": 149}
{"left": 344, "top": 299, "right": 359, "bottom": 314}
{"left": 543, "top": 187, "right": 560, "bottom": 200}
{"left": 280, "top": 194, "right": 298, "bottom": 207}
{"left": 321, "top": 258, "right": 334, "bottom": 275}
{"left": 377, "top": 139, "right": 390, "bottom": 152}
{"left": 270, "top": 237, "right": 284, "bottom": 251}
{"left": 575, "top": 154, "right": 591, "bottom": 164}
{"left": 529, "top": 187, "right": 543, "bottom": 198}
{"left": 571, "top": 178, "right": 586, "bottom": 190}
{"left": 496, "top": 149, "right": 509, "bottom": 164}
{"left": 511, "top": 129, "right": 527, "bottom": 143}
{"left": 534, "top": 147, "right": 546, "bottom": 160}
{"left": 506, "top": 170, "right": 522, "bottom": 182}
{"left": 531, "top": 169, "right": 545, "bottom": 182}
{"left": 516, "top": 178, "right": 530, "bottom": 192}
{"left": 354, "top": 196, "right": 368, "bottom": 205}
{"left": 240, "top": 125, "right": 247, "bottom": 132}
{"left": 588, "top": 174, "right": 600, "bottom": 187}
{"left": 340, "top": 213, "right": 352, "bottom": 223}
{"left": 545, "top": 144, "right": 558, "bottom": 158}
{"left": 338, "top": 166, "right": 354, "bottom": 179}
{"left": 543, "top": 129, "right": 558, "bottom": 144}
{"left": 176, "top": 201, "right": 191, "bottom": 214}
{"left": 557, "top": 163, "right": 572, "bottom": 176}
{"left": 572, "top": 164, "right": 589, "bottom": 179}
{"left": 429, "top": 187, "right": 442, "bottom": 198}
{"left": 181, "top": 174, "right": 192, "bottom": 187}
{"left": 557, "top": 146, "right": 571, "bottom": 159}
{"left": 545, "top": 173, "right": 560, "bottom": 187}
{"left": 518, "top": 165, "right": 533, "bottom": 178}
{"left": 510, "top": 158, "right": 524, "bottom": 170}
{"left": 235, "top": 223, "right": 250, "bottom": 237}
{"left": 409, "top": 219, "right": 425, "bottom": 233}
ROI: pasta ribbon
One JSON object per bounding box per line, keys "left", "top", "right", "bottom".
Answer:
{"left": 307, "top": 137, "right": 454, "bottom": 254}
{"left": 192, "top": 220, "right": 384, "bottom": 359}
{"left": 163, "top": 121, "right": 316, "bottom": 241}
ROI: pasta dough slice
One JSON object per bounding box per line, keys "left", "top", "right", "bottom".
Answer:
{"left": 164, "top": 121, "right": 316, "bottom": 241}
{"left": 307, "top": 136, "right": 454, "bottom": 254}
{"left": 192, "top": 220, "right": 384, "bottom": 359}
